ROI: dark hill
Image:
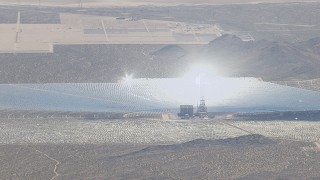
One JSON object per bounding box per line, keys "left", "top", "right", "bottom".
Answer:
{"left": 108, "top": 134, "right": 276, "bottom": 160}
{"left": 205, "top": 34, "right": 320, "bottom": 80}
{"left": 2, "top": 35, "right": 320, "bottom": 83}
{"left": 150, "top": 45, "right": 186, "bottom": 58}
{"left": 298, "top": 37, "right": 320, "bottom": 54}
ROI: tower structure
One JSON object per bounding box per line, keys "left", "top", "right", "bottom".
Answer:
{"left": 197, "top": 96, "right": 208, "bottom": 118}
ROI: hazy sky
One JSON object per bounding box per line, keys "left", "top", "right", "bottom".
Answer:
{"left": 1, "top": 0, "right": 320, "bottom": 7}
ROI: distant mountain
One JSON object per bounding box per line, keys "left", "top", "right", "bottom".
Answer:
{"left": 203, "top": 35, "right": 320, "bottom": 80}
{"left": 1, "top": 36, "right": 320, "bottom": 83}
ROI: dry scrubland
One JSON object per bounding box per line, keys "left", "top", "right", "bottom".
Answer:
{"left": 0, "top": 109, "right": 318, "bottom": 179}
{"left": 0, "top": 118, "right": 247, "bottom": 144}
{"left": 0, "top": 117, "right": 319, "bottom": 144}
{"left": 0, "top": 118, "right": 320, "bottom": 179}
{"left": 0, "top": 116, "right": 319, "bottom": 179}
{"left": 274, "top": 78, "right": 320, "bottom": 91}
{"left": 1, "top": 142, "right": 320, "bottom": 179}
{"left": 0, "top": 44, "right": 196, "bottom": 83}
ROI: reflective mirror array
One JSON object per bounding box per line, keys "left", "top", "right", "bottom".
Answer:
{"left": 1, "top": 77, "right": 320, "bottom": 112}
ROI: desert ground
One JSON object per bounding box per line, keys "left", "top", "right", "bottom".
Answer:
{"left": 0, "top": 114, "right": 320, "bottom": 179}
{"left": 1, "top": 114, "right": 320, "bottom": 144}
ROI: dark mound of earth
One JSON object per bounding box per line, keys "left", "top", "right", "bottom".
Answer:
{"left": 150, "top": 45, "right": 186, "bottom": 58}
{"left": 109, "top": 134, "right": 276, "bottom": 160}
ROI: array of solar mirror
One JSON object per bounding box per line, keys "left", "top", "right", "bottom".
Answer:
{"left": 1, "top": 78, "right": 320, "bottom": 112}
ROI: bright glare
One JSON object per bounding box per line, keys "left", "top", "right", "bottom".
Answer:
{"left": 122, "top": 73, "right": 134, "bottom": 84}
{"left": 182, "top": 63, "right": 221, "bottom": 86}
{"left": 185, "top": 63, "right": 217, "bottom": 78}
